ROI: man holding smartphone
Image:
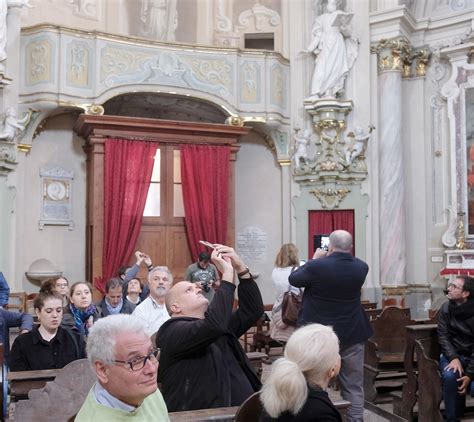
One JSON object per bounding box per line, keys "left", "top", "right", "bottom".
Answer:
{"left": 289, "top": 230, "right": 372, "bottom": 422}
{"left": 157, "top": 244, "right": 264, "bottom": 412}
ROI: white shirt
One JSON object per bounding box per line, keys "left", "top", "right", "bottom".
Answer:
{"left": 272, "top": 266, "right": 302, "bottom": 306}
{"left": 132, "top": 296, "right": 170, "bottom": 337}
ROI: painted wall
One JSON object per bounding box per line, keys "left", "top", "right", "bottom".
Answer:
{"left": 235, "top": 132, "right": 282, "bottom": 305}
{"left": 14, "top": 114, "right": 87, "bottom": 292}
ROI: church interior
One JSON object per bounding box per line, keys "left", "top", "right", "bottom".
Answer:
{"left": 0, "top": 0, "right": 474, "bottom": 420}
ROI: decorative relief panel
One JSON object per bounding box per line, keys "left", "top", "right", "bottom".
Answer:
{"left": 67, "top": 40, "right": 90, "bottom": 88}
{"left": 39, "top": 166, "right": 74, "bottom": 230}
{"left": 69, "top": 0, "right": 100, "bottom": 21}
{"left": 25, "top": 37, "right": 54, "bottom": 85}
{"left": 19, "top": 26, "right": 291, "bottom": 138}
{"left": 180, "top": 57, "right": 233, "bottom": 97}
{"left": 240, "top": 61, "right": 260, "bottom": 103}
{"left": 270, "top": 64, "right": 286, "bottom": 109}
{"left": 238, "top": 3, "right": 281, "bottom": 31}
{"left": 99, "top": 45, "right": 234, "bottom": 97}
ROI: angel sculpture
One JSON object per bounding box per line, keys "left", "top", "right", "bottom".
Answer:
{"left": 293, "top": 129, "right": 313, "bottom": 169}
{"left": 345, "top": 124, "right": 375, "bottom": 166}
{"left": 0, "top": 107, "right": 29, "bottom": 142}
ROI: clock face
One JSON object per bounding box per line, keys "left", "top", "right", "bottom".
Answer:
{"left": 46, "top": 181, "right": 67, "bottom": 201}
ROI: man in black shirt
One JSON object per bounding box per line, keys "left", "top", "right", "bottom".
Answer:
{"left": 157, "top": 244, "right": 263, "bottom": 411}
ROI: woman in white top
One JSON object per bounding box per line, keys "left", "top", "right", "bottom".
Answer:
{"left": 270, "top": 243, "right": 301, "bottom": 343}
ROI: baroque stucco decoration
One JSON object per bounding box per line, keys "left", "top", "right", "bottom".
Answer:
{"left": 0, "top": 107, "right": 35, "bottom": 175}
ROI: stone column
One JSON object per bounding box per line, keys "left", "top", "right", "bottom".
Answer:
{"left": 371, "top": 39, "right": 412, "bottom": 304}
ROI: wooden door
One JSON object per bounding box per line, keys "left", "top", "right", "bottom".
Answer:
{"left": 75, "top": 115, "right": 249, "bottom": 286}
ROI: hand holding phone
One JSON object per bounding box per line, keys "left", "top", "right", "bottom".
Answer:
{"left": 199, "top": 240, "right": 215, "bottom": 249}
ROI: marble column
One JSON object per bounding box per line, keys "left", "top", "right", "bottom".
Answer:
{"left": 372, "top": 39, "right": 412, "bottom": 297}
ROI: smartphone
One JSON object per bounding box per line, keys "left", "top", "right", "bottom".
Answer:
{"left": 313, "top": 234, "right": 330, "bottom": 252}
{"left": 321, "top": 236, "right": 330, "bottom": 251}
{"left": 198, "top": 240, "right": 215, "bottom": 249}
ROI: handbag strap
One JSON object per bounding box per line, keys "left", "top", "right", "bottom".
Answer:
{"left": 288, "top": 266, "right": 302, "bottom": 295}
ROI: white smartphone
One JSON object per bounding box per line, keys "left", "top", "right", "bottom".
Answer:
{"left": 198, "top": 240, "right": 215, "bottom": 249}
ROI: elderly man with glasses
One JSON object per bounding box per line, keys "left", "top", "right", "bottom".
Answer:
{"left": 438, "top": 275, "right": 474, "bottom": 422}
{"left": 76, "top": 314, "right": 169, "bottom": 421}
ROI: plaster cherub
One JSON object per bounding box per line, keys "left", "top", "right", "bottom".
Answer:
{"left": 345, "top": 124, "right": 375, "bottom": 166}
{"left": 0, "top": 107, "right": 29, "bottom": 142}
{"left": 293, "top": 128, "right": 314, "bottom": 169}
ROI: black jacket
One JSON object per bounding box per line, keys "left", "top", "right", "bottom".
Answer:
{"left": 260, "top": 387, "right": 342, "bottom": 422}
{"left": 96, "top": 298, "right": 135, "bottom": 317}
{"left": 157, "top": 277, "right": 264, "bottom": 412}
{"left": 438, "top": 300, "right": 474, "bottom": 377}
{"left": 289, "top": 252, "right": 373, "bottom": 349}
{"left": 10, "top": 326, "right": 85, "bottom": 371}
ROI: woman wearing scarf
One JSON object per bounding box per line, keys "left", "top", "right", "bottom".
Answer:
{"left": 62, "top": 281, "right": 99, "bottom": 336}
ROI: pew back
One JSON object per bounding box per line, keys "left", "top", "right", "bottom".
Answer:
{"left": 10, "top": 359, "right": 96, "bottom": 422}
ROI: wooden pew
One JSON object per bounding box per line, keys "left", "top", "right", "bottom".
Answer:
{"left": 169, "top": 398, "right": 352, "bottom": 421}
{"left": 415, "top": 336, "right": 442, "bottom": 422}
{"left": 392, "top": 324, "right": 438, "bottom": 419}
{"left": 8, "top": 359, "right": 96, "bottom": 421}
{"left": 8, "top": 368, "right": 59, "bottom": 402}
{"left": 364, "top": 306, "right": 414, "bottom": 402}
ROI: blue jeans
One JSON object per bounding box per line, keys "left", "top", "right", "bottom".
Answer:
{"left": 440, "top": 354, "right": 471, "bottom": 421}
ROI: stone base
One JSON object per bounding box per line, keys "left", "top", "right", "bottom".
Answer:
{"left": 303, "top": 97, "right": 353, "bottom": 130}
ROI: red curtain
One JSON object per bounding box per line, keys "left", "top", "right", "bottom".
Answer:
{"left": 101, "top": 138, "right": 157, "bottom": 293}
{"left": 308, "top": 210, "right": 355, "bottom": 259}
{"left": 181, "top": 144, "right": 230, "bottom": 261}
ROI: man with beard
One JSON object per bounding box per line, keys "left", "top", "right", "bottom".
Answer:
{"left": 438, "top": 275, "right": 474, "bottom": 421}
{"left": 157, "top": 245, "right": 263, "bottom": 412}
{"left": 132, "top": 266, "right": 172, "bottom": 336}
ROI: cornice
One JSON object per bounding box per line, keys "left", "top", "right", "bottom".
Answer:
{"left": 370, "top": 5, "right": 474, "bottom": 47}
{"left": 21, "top": 24, "right": 290, "bottom": 64}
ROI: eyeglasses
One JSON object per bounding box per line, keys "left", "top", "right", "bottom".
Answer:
{"left": 114, "top": 348, "right": 160, "bottom": 371}
{"left": 56, "top": 283, "right": 68, "bottom": 288}
{"left": 447, "top": 283, "right": 463, "bottom": 291}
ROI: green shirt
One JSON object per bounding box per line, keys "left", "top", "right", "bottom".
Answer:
{"left": 76, "top": 386, "right": 170, "bottom": 421}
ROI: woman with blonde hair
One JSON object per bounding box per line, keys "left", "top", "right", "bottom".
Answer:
{"left": 270, "top": 243, "right": 301, "bottom": 343}
{"left": 260, "top": 324, "right": 342, "bottom": 421}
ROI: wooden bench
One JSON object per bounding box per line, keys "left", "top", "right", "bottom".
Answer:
{"left": 169, "top": 396, "right": 351, "bottom": 421}
{"left": 6, "top": 292, "right": 27, "bottom": 313}
{"left": 8, "top": 359, "right": 96, "bottom": 421}
{"left": 8, "top": 368, "right": 59, "bottom": 402}
{"left": 364, "top": 306, "right": 414, "bottom": 402}
{"left": 392, "top": 324, "right": 438, "bottom": 419}
{"left": 415, "top": 336, "right": 443, "bottom": 422}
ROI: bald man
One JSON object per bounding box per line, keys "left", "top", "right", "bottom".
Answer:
{"left": 156, "top": 245, "right": 264, "bottom": 412}
{"left": 289, "top": 230, "right": 372, "bottom": 422}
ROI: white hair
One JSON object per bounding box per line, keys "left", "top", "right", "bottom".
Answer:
{"left": 87, "top": 314, "right": 148, "bottom": 366}
{"left": 148, "top": 266, "right": 173, "bottom": 283}
{"left": 260, "top": 324, "right": 340, "bottom": 418}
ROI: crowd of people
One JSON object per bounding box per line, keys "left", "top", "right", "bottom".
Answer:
{"left": 0, "top": 230, "right": 468, "bottom": 421}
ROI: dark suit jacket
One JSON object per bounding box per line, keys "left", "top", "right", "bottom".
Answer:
{"left": 289, "top": 252, "right": 373, "bottom": 349}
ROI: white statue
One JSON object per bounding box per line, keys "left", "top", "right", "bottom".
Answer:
{"left": 306, "top": 0, "right": 358, "bottom": 98}
{"left": 0, "top": 107, "right": 29, "bottom": 142}
{"left": 140, "top": 0, "right": 178, "bottom": 42}
{"left": 293, "top": 129, "right": 313, "bottom": 168}
{"left": 345, "top": 125, "right": 375, "bottom": 165}
{"left": 0, "top": 0, "right": 32, "bottom": 69}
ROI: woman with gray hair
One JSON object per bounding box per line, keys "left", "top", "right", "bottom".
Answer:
{"left": 260, "top": 324, "right": 342, "bottom": 421}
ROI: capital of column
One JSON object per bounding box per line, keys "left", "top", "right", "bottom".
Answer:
{"left": 371, "top": 38, "right": 431, "bottom": 78}
{"left": 371, "top": 38, "right": 413, "bottom": 75}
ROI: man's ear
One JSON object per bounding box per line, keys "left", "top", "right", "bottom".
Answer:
{"left": 170, "top": 303, "right": 180, "bottom": 315}
{"left": 95, "top": 361, "right": 109, "bottom": 384}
